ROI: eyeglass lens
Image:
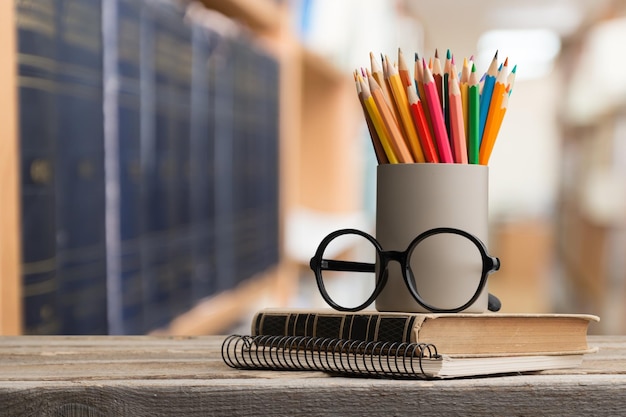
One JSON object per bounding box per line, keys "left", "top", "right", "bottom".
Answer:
{"left": 318, "top": 232, "right": 379, "bottom": 310}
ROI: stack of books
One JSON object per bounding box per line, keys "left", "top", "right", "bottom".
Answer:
{"left": 223, "top": 309, "right": 599, "bottom": 379}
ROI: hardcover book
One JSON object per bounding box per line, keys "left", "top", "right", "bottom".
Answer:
{"left": 222, "top": 308, "right": 600, "bottom": 379}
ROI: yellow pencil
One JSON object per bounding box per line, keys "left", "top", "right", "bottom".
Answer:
{"left": 368, "top": 75, "right": 414, "bottom": 163}
{"left": 355, "top": 71, "right": 388, "bottom": 164}
{"left": 359, "top": 74, "right": 399, "bottom": 164}
{"left": 386, "top": 60, "right": 426, "bottom": 163}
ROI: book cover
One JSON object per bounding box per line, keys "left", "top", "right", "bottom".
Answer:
{"left": 251, "top": 308, "right": 599, "bottom": 355}
{"left": 141, "top": 0, "right": 192, "bottom": 330}
{"left": 55, "top": 0, "right": 108, "bottom": 335}
{"left": 188, "top": 15, "right": 218, "bottom": 303}
{"left": 17, "top": 0, "right": 61, "bottom": 335}
{"left": 102, "top": 0, "right": 145, "bottom": 334}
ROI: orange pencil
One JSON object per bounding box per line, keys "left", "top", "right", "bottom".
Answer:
{"left": 397, "top": 48, "right": 412, "bottom": 87}
{"left": 480, "top": 88, "right": 509, "bottom": 165}
{"left": 368, "top": 75, "right": 414, "bottom": 163}
{"left": 407, "top": 86, "right": 439, "bottom": 163}
{"left": 480, "top": 58, "right": 508, "bottom": 165}
{"left": 381, "top": 55, "right": 403, "bottom": 130}
{"left": 448, "top": 68, "right": 468, "bottom": 163}
{"left": 369, "top": 52, "right": 393, "bottom": 109}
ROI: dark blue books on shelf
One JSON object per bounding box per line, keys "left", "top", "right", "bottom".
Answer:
{"left": 188, "top": 17, "right": 218, "bottom": 304}
{"left": 16, "top": 0, "right": 282, "bottom": 335}
{"left": 102, "top": 0, "right": 145, "bottom": 334}
{"left": 55, "top": 0, "right": 108, "bottom": 335}
{"left": 17, "top": 0, "right": 61, "bottom": 335}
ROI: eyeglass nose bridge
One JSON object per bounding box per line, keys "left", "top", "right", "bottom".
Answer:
{"left": 378, "top": 249, "right": 409, "bottom": 268}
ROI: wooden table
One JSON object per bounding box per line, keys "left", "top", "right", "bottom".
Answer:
{"left": 1, "top": 335, "right": 625, "bottom": 416}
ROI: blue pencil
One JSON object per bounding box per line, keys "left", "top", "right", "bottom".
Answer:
{"left": 478, "top": 51, "right": 498, "bottom": 145}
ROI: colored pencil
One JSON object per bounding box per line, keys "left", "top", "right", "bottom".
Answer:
{"left": 480, "top": 86, "right": 509, "bottom": 165}
{"left": 448, "top": 63, "right": 467, "bottom": 163}
{"left": 368, "top": 75, "right": 414, "bottom": 163}
{"left": 359, "top": 74, "right": 399, "bottom": 164}
{"left": 397, "top": 48, "right": 412, "bottom": 87}
{"left": 386, "top": 60, "right": 426, "bottom": 163}
{"left": 479, "top": 58, "right": 508, "bottom": 165}
{"left": 369, "top": 51, "right": 393, "bottom": 109}
{"left": 460, "top": 57, "right": 470, "bottom": 145}
{"left": 407, "top": 85, "right": 438, "bottom": 163}
{"left": 423, "top": 58, "right": 453, "bottom": 163}
{"left": 432, "top": 49, "right": 444, "bottom": 109}
{"left": 507, "top": 64, "right": 517, "bottom": 95}
{"left": 468, "top": 63, "right": 480, "bottom": 164}
{"left": 355, "top": 71, "right": 388, "bottom": 164}
{"left": 478, "top": 50, "right": 498, "bottom": 144}
{"left": 414, "top": 52, "right": 435, "bottom": 142}
{"left": 443, "top": 49, "right": 451, "bottom": 135}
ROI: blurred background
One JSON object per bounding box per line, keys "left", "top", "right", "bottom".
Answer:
{"left": 3, "top": 0, "right": 626, "bottom": 336}
{"left": 276, "top": 0, "right": 626, "bottom": 335}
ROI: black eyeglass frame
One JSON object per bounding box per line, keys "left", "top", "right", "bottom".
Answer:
{"left": 309, "top": 227, "right": 500, "bottom": 313}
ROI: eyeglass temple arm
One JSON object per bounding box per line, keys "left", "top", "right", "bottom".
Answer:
{"left": 320, "top": 259, "right": 376, "bottom": 273}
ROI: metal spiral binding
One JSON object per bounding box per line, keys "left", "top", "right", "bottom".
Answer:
{"left": 221, "top": 334, "right": 441, "bottom": 379}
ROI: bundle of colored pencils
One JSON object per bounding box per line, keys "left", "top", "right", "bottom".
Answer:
{"left": 355, "top": 49, "right": 516, "bottom": 165}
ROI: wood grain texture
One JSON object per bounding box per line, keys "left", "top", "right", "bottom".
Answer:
{"left": 0, "top": 336, "right": 625, "bottom": 416}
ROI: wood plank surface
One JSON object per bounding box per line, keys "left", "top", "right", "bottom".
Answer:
{"left": 0, "top": 336, "right": 625, "bottom": 416}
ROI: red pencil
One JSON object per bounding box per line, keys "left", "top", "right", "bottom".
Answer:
{"left": 423, "top": 58, "right": 453, "bottom": 163}
{"left": 407, "top": 86, "right": 439, "bottom": 163}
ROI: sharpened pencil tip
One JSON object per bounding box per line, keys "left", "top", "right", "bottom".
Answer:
{"left": 471, "top": 63, "right": 476, "bottom": 72}
{"left": 446, "top": 49, "right": 451, "bottom": 59}
{"left": 435, "top": 48, "right": 439, "bottom": 58}
{"left": 512, "top": 64, "right": 517, "bottom": 73}
{"left": 493, "top": 50, "right": 498, "bottom": 59}
{"left": 503, "top": 57, "right": 509, "bottom": 66}
{"left": 415, "top": 52, "right": 419, "bottom": 61}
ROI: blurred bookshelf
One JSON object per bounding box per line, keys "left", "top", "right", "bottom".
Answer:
{"left": 555, "top": 3, "right": 626, "bottom": 334}
{"left": 0, "top": 0, "right": 362, "bottom": 335}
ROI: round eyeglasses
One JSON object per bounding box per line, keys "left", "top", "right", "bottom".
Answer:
{"left": 309, "top": 227, "right": 501, "bottom": 313}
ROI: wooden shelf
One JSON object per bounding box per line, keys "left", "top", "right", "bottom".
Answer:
{"left": 196, "top": 0, "right": 282, "bottom": 35}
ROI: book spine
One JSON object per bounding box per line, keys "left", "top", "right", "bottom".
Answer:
{"left": 139, "top": 0, "right": 157, "bottom": 332}
{"left": 189, "top": 20, "right": 218, "bottom": 303}
{"left": 17, "top": 0, "right": 61, "bottom": 335}
{"left": 104, "top": 0, "right": 144, "bottom": 334}
{"left": 222, "top": 334, "right": 440, "bottom": 380}
{"left": 142, "top": 0, "right": 190, "bottom": 330}
{"left": 55, "top": 0, "right": 108, "bottom": 335}
{"left": 141, "top": 0, "right": 171, "bottom": 331}
{"left": 253, "top": 311, "right": 419, "bottom": 343}
{"left": 212, "top": 34, "right": 236, "bottom": 293}
{"left": 169, "top": 14, "right": 193, "bottom": 320}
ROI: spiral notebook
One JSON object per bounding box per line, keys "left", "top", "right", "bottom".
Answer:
{"left": 221, "top": 334, "right": 594, "bottom": 379}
